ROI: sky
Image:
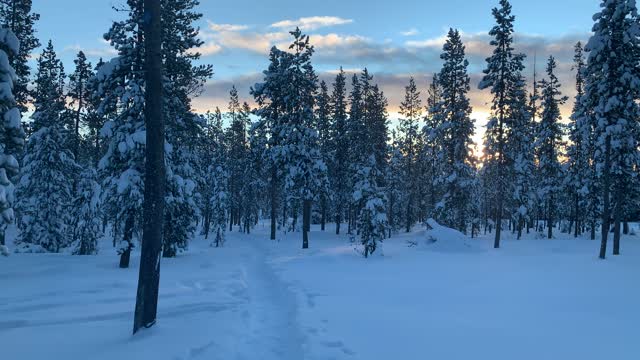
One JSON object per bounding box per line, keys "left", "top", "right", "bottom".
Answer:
{"left": 32, "top": 0, "right": 602, "bottom": 148}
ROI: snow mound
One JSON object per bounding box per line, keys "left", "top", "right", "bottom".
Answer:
{"left": 0, "top": 244, "right": 8, "bottom": 256}
{"left": 414, "top": 219, "right": 483, "bottom": 253}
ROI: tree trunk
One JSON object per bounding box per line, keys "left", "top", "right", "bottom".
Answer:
{"left": 623, "top": 221, "right": 629, "bottom": 235}
{"left": 613, "top": 185, "right": 622, "bottom": 256}
{"left": 599, "top": 136, "right": 611, "bottom": 260}
{"left": 335, "top": 206, "right": 341, "bottom": 235}
{"left": 494, "top": 192, "right": 503, "bottom": 249}
{"left": 133, "top": 0, "right": 165, "bottom": 334}
{"left": 320, "top": 196, "right": 326, "bottom": 231}
{"left": 302, "top": 199, "right": 311, "bottom": 249}
{"left": 270, "top": 168, "right": 277, "bottom": 240}
{"left": 120, "top": 213, "right": 135, "bottom": 269}
{"left": 547, "top": 198, "right": 553, "bottom": 239}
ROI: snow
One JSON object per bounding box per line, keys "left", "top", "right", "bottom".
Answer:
{"left": 1, "top": 224, "right": 639, "bottom": 360}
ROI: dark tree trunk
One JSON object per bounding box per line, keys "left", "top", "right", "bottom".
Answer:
{"left": 133, "top": 0, "right": 165, "bottom": 335}
{"left": 270, "top": 168, "right": 277, "bottom": 240}
{"left": 0, "top": 229, "right": 5, "bottom": 246}
{"left": 120, "top": 213, "right": 135, "bottom": 269}
{"left": 613, "top": 185, "right": 622, "bottom": 256}
{"left": 600, "top": 137, "right": 611, "bottom": 260}
{"left": 547, "top": 198, "right": 553, "bottom": 239}
{"left": 320, "top": 196, "right": 326, "bottom": 231}
{"left": 623, "top": 221, "right": 629, "bottom": 235}
{"left": 302, "top": 199, "right": 311, "bottom": 249}
{"left": 494, "top": 193, "right": 503, "bottom": 249}
{"left": 336, "top": 206, "right": 341, "bottom": 235}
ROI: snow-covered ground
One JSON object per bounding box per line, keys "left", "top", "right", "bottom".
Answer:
{"left": 1, "top": 223, "right": 639, "bottom": 360}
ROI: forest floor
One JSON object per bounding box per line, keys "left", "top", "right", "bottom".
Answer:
{"left": 1, "top": 222, "right": 639, "bottom": 360}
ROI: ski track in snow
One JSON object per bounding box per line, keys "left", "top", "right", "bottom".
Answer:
{"left": 2, "top": 224, "right": 640, "bottom": 360}
{"left": 0, "top": 230, "right": 307, "bottom": 360}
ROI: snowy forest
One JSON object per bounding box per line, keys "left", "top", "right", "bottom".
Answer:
{"left": 1, "top": 0, "right": 639, "bottom": 359}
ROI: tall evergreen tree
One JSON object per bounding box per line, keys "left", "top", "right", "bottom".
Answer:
{"left": 67, "top": 51, "right": 93, "bottom": 162}
{"left": 397, "top": 77, "right": 422, "bottom": 232}
{"left": 583, "top": 0, "right": 640, "bottom": 258}
{"left": 535, "top": 56, "right": 567, "bottom": 239}
{"left": 478, "top": 0, "right": 522, "bottom": 248}
{"left": 15, "top": 41, "right": 79, "bottom": 253}
{"left": 435, "top": 29, "right": 477, "bottom": 234}
{"left": 354, "top": 155, "right": 389, "bottom": 258}
{"left": 566, "top": 42, "right": 589, "bottom": 238}
{"left": 0, "top": 0, "right": 40, "bottom": 112}
{"left": 330, "top": 68, "right": 349, "bottom": 235}
{"left": 0, "top": 29, "right": 24, "bottom": 252}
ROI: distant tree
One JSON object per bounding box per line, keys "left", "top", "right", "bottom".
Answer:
{"left": 535, "top": 56, "right": 567, "bottom": 239}
{"left": 71, "top": 169, "right": 101, "bottom": 255}
{"left": 67, "top": 51, "right": 93, "bottom": 162}
{"left": 15, "top": 41, "right": 80, "bottom": 253}
{"left": 434, "top": 29, "right": 477, "bottom": 234}
{"left": 397, "top": 77, "right": 422, "bottom": 232}
{"left": 330, "top": 68, "right": 349, "bottom": 235}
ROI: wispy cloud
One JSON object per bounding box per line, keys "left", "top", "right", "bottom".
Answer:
{"left": 401, "top": 28, "right": 419, "bottom": 36}
{"left": 63, "top": 43, "right": 117, "bottom": 58}
{"left": 270, "top": 16, "right": 353, "bottom": 31}
{"left": 207, "top": 21, "right": 250, "bottom": 32}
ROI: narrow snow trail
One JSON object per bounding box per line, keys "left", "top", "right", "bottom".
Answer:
{"left": 0, "top": 233, "right": 306, "bottom": 360}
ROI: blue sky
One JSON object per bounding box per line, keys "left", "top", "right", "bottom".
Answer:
{"left": 32, "top": 0, "right": 601, "bottom": 146}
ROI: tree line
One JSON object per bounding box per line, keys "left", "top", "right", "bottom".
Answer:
{"left": 0, "top": 0, "right": 638, "bottom": 260}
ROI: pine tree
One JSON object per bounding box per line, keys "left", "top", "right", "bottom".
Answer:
{"left": 71, "top": 169, "right": 101, "bottom": 255}
{"left": 566, "top": 42, "right": 589, "bottom": 238}
{"left": 0, "top": 28, "right": 24, "bottom": 252}
{"left": 251, "top": 46, "right": 288, "bottom": 241}
{"left": 209, "top": 164, "right": 228, "bottom": 247}
{"left": 67, "top": 51, "right": 93, "bottom": 162}
{"left": 330, "top": 68, "right": 349, "bottom": 235}
{"left": 279, "top": 28, "right": 327, "bottom": 249}
{"left": 422, "top": 74, "right": 444, "bottom": 219}
{"left": 397, "top": 77, "right": 422, "bottom": 232}
{"left": 535, "top": 56, "right": 567, "bottom": 239}
{"left": 435, "top": 29, "right": 477, "bottom": 234}
{"left": 0, "top": 0, "right": 40, "bottom": 113}
{"left": 354, "top": 155, "right": 388, "bottom": 258}
{"left": 315, "top": 80, "right": 332, "bottom": 231}
{"left": 583, "top": 0, "right": 640, "bottom": 258}
{"left": 15, "top": 41, "right": 79, "bottom": 253}
{"left": 225, "top": 86, "right": 248, "bottom": 231}
{"left": 507, "top": 54, "right": 535, "bottom": 239}
{"left": 478, "top": 0, "right": 522, "bottom": 248}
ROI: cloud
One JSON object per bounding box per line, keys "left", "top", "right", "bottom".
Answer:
{"left": 270, "top": 16, "right": 353, "bottom": 31}
{"left": 207, "top": 21, "right": 250, "bottom": 32}
{"left": 401, "top": 28, "right": 419, "bottom": 36}
{"left": 196, "top": 42, "right": 223, "bottom": 56}
{"left": 63, "top": 43, "right": 117, "bottom": 58}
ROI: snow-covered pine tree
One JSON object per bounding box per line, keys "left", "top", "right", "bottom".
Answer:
{"left": 225, "top": 86, "right": 248, "bottom": 231}
{"left": 0, "top": 0, "right": 40, "bottom": 113}
{"left": 330, "top": 68, "right": 349, "bottom": 235}
{"left": 315, "top": 80, "right": 332, "bottom": 231}
{"left": 161, "top": 0, "right": 213, "bottom": 257}
{"left": 583, "top": 0, "right": 640, "bottom": 258}
{"left": 67, "top": 51, "right": 93, "bottom": 163}
{"left": 15, "top": 41, "right": 79, "bottom": 253}
{"left": 242, "top": 104, "right": 267, "bottom": 234}
{"left": 478, "top": 0, "right": 522, "bottom": 248}
{"left": 209, "top": 164, "right": 228, "bottom": 247}
{"left": 507, "top": 54, "right": 535, "bottom": 239}
{"left": 98, "top": 0, "right": 149, "bottom": 267}
{"left": 397, "top": 77, "right": 422, "bottom": 232}
{"left": 251, "top": 46, "right": 288, "bottom": 240}
{"left": 280, "top": 28, "right": 327, "bottom": 249}
{"left": 535, "top": 56, "right": 567, "bottom": 239}
{"left": 353, "top": 155, "right": 389, "bottom": 258}
{"left": 386, "top": 133, "right": 406, "bottom": 235}
{"left": 346, "top": 73, "right": 364, "bottom": 233}
{"left": 566, "top": 42, "right": 589, "bottom": 238}
{"left": 71, "top": 169, "right": 101, "bottom": 255}
{"left": 0, "top": 28, "right": 24, "bottom": 253}
{"left": 435, "top": 29, "right": 477, "bottom": 234}
{"left": 422, "top": 74, "right": 444, "bottom": 219}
